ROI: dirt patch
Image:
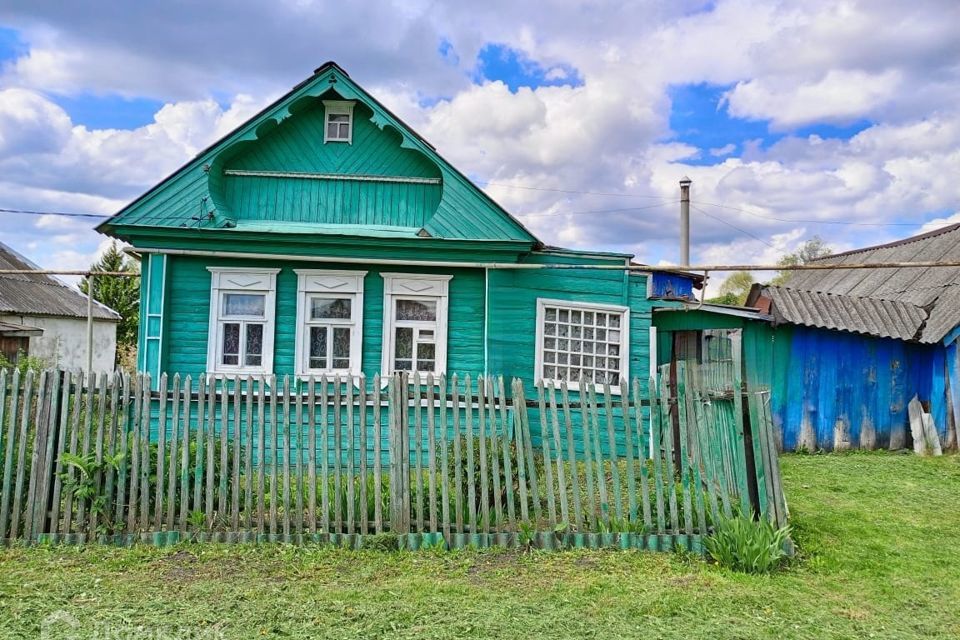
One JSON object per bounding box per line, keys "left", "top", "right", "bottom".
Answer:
{"left": 465, "top": 550, "right": 525, "bottom": 580}
{"left": 156, "top": 550, "right": 199, "bottom": 582}
{"left": 665, "top": 575, "right": 699, "bottom": 587}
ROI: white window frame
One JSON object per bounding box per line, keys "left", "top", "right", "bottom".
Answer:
{"left": 534, "top": 298, "right": 630, "bottom": 393}
{"left": 381, "top": 273, "right": 452, "bottom": 378}
{"left": 323, "top": 100, "right": 354, "bottom": 144}
{"left": 206, "top": 267, "right": 279, "bottom": 376}
{"left": 294, "top": 269, "right": 366, "bottom": 377}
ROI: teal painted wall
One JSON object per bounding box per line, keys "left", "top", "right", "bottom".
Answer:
{"left": 486, "top": 267, "right": 651, "bottom": 388}
{"left": 160, "top": 255, "right": 485, "bottom": 380}
{"left": 101, "top": 66, "right": 537, "bottom": 243}
{"left": 148, "top": 255, "right": 661, "bottom": 458}
{"left": 218, "top": 100, "right": 443, "bottom": 227}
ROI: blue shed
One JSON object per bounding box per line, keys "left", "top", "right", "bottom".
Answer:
{"left": 745, "top": 224, "right": 960, "bottom": 451}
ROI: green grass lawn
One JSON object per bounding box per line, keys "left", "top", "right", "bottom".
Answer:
{"left": 2, "top": 452, "right": 959, "bottom": 639}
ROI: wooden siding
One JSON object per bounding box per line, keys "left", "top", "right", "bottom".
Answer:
{"left": 159, "top": 255, "right": 485, "bottom": 380}
{"left": 486, "top": 265, "right": 656, "bottom": 457}
{"left": 218, "top": 101, "right": 442, "bottom": 227}
{"left": 487, "top": 264, "right": 652, "bottom": 387}
{"left": 101, "top": 65, "right": 536, "bottom": 244}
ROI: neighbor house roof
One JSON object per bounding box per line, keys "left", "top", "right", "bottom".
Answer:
{"left": 746, "top": 223, "right": 960, "bottom": 343}
{"left": 0, "top": 242, "right": 120, "bottom": 321}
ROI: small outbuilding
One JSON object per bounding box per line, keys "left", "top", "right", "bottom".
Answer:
{"left": 0, "top": 241, "right": 120, "bottom": 371}
{"left": 654, "top": 224, "right": 960, "bottom": 451}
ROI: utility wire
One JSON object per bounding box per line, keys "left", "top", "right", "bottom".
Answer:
{"left": 476, "top": 181, "right": 674, "bottom": 200}
{"left": 0, "top": 207, "right": 110, "bottom": 219}
{"left": 691, "top": 199, "right": 955, "bottom": 228}
{"left": 1, "top": 202, "right": 678, "bottom": 221}
{"left": 690, "top": 204, "right": 777, "bottom": 250}
{"left": 1, "top": 194, "right": 954, "bottom": 230}
{"left": 519, "top": 201, "right": 677, "bottom": 218}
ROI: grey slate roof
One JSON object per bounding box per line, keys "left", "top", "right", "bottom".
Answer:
{"left": 0, "top": 242, "right": 120, "bottom": 321}
{"left": 747, "top": 223, "right": 960, "bottom": 344}
{"left": 752, "top": 285, "right": 929, "bottom": 342}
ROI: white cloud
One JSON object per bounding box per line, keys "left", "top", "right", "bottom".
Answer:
{"left": 709, "top": 143, "right": 736, "bottom": 157}
{"left": 0, "top": 0, "right": 959, "bottom": 273}
{"left": 724, "top": 69, "right": 903, "bottom": 128}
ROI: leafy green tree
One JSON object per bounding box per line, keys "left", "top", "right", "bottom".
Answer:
{"left": 707, "top": 271, "right": 755, "bottom": 306}
{"left": 771, "top": 236, "right": 832, "bottom": 285}
{"left": 80, "top": 242, "right": 140, "bottom": 354}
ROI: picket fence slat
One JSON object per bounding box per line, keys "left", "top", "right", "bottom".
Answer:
{"left": 0, "top": 365, "right": 783, "bottom": 551}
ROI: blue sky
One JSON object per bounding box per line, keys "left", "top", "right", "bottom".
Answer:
{"left": 667, "top": 83, "right": 874, "bottom": 166}
{"left": 0, "top": 0, "right": 958, "bottom": 278}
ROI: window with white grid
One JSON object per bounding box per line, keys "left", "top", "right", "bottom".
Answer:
{"left": 535, "top": 299, "right": 629, "bottom": 389}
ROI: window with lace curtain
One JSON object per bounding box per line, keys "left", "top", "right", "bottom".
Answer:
{"left": 323, "top": 100, "right": 354, "bottom": 143}
{"left": 294, "top": 269, "right": 365, "bottom": 377}
{"left": 206, "top": 268, "right": 279, "bottom": 375}
{"left": 381, "top": 274, "right": 452, "bottom": 377}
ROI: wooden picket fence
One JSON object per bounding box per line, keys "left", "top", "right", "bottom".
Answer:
{"left": 0, "top": 366, "right": 785, "bottom": 551}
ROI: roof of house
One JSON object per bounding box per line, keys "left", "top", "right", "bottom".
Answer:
{"left": 98, "top": 61, "right": 540, "bottom": 247}
{"left": 0, "top": 242, "right": 121, "bottom": 322}
{"left": 746, "top": 223, "right": 960, "bottom": 343}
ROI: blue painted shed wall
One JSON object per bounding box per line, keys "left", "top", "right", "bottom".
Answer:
{"left": 653, "top": 311, "right": 958, "bottom": 451}
{"left": 770, "top": 326, "right": 950, "bottom": 451}
{"left": 649, "top": 273, "right": 695, "bottom": 300}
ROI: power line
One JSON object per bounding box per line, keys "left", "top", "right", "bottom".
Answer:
{"left": 477, "top": 181, "right": 674, "bottom": 200}
{"left": 690, "top": 204, "right": 777, "bottom": 249}
{"left": 1, "top": 202, "right": 678, "bottom": 222}
{"left": 691, "top": 199, "right": 954, "bottom": 228}
{"left": 0, "top": 207, "right": 110, "bottom": 219}
{"left": 519, "top": 201, "right": 677, "bottom": 218}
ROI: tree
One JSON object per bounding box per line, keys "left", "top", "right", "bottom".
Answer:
{"left": 771, "top": 236, "right": 833, "bottom": 285}
{"left": 80, "top": 242, "right": 140, "bottom": 356}
{"left": 707, "top": 271, "right": 755, "bottom": 306}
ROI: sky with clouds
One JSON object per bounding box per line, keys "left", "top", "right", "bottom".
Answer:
{"left": 1, "top": 0, "right": 959, "bottom": 286}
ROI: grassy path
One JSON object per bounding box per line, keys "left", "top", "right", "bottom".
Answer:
{"left": 2, "top": 452, "right": 959, "bottom": 639}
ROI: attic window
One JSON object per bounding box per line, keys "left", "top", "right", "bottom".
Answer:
{"left": 323, "top": 100, "right": 354, "bottom": 144}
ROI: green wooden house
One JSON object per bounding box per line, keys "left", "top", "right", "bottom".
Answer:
{"left": 97, "top": 61, "right": 699, "bottom": 396}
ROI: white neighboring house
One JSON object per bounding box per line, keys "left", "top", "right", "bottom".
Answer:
{"left": 0, "top": 241, "right": 119, "bottom": 372}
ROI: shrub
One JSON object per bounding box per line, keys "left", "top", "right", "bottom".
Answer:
{"left": 704, "top": 512, "right": 791, "bottom": 574}
{"left": 0, "top": 350, "right": 49, "bottom": 374}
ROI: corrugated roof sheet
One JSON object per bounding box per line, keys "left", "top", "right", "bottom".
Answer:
{"left": 751, "top": 223, "right": 960, "bottom": 343}
{"left": 0, "top": 242, "right": 120, "bottom": 321}
{"left": 756, "top": 285, "right": 928, "bottom": 341}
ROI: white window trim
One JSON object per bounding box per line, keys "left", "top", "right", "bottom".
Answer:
{"left": 294, "top": 269, "right": 366, "bottom": 378}
{"left": 534, "top": 298, "right": 630, "bottom": 394}
{"left": 206, "top": 267, "right": 280, "bottom": 376}
{"left": 323, "top": 100, "right": 354, "bottom": 144}
{"left": 381, "top": 273, "right": 452, "bottom": 379}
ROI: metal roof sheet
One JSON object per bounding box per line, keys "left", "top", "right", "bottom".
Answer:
{"left": 771, "top": 223, "right": 960, "bottom": 343}
{"left": 756, "top": 285, "right": 928, "bottom": 342}
{"left": 0, "top": 242, "right": 120, "bottom": 321}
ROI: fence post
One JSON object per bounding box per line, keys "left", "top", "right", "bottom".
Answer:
{"left": 26, "top": 370, "right": 58, "bottom": 541}
{"left": 388, "top": 374, "right": 410, "bottom": 534}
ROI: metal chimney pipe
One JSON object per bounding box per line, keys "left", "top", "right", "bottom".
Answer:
{"left": 679, "top": 176, "right": 692, "bottom": 266}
